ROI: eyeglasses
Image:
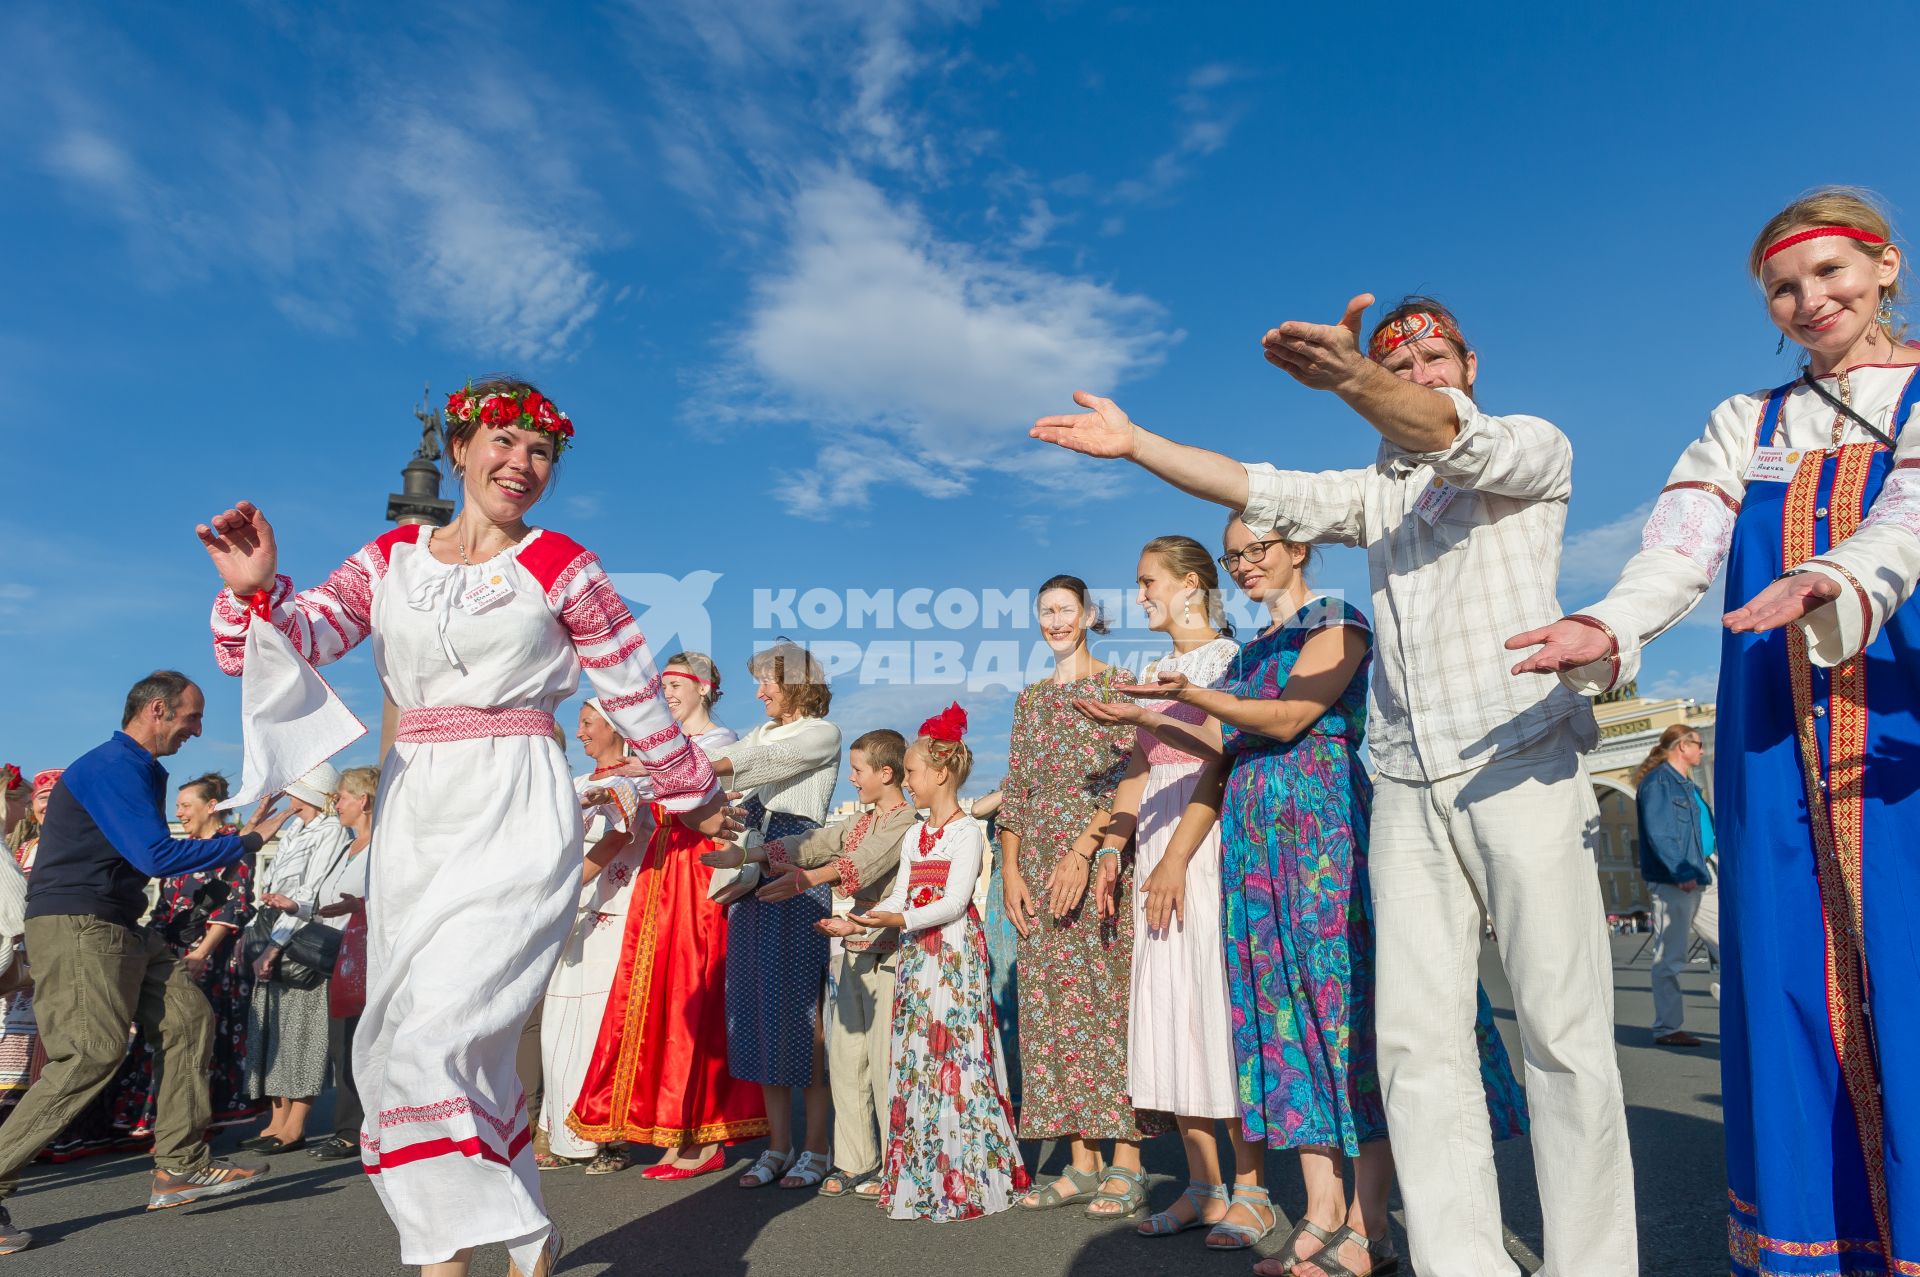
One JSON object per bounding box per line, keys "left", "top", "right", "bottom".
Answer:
{"left": 1218, "top": 539, "right": 1289, "bottom": 571}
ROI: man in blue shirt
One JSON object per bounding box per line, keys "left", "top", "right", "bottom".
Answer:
{"left": 0, "top": 671, "right": 293, "bottom": 1254}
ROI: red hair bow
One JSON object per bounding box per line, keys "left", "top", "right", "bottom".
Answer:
{"left": 0, "top": 764, "right": 20, "bottom": 793}
{"left": 919, "top": 703, "right": 968, "bottom": 742}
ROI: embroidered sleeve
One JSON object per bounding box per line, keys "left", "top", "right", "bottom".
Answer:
{"left": 834, "top": 856, "right": 861, "bottom": 895}
{"left": 1558, "top": 394, "right": 1754, "bottom": 698}
{"left": 211, "top": 537, "right": 390, "bottom": 675}
{"left": 1240, "top": 462, "right": 1368, "bottom": 547}
{"left": 552, "top": 551, "right": 718, "bottom": 813}
{"left": 841, "top": 807, "right": 912, "bottom": 898}
{"left": 1797, "top": 456, "right": 1920, "bottom": 666}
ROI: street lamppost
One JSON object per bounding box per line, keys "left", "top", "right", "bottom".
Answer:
{"left": 378, "top": 388, "right": 455, "bottom": 754}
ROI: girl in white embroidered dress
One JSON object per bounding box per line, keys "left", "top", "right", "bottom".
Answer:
{"left": 197, "top": 377, "right": 727, "bottom": 1277}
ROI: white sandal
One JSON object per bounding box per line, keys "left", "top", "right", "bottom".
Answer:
{"left": 779, "top": 1150, "right": 831, "bottom": 1189}
{"left": 738, "top": 1148, "right": 795, "bottom": 1189}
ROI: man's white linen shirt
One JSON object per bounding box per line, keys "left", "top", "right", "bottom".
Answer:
{"left": 1240, "top": 386, "right": 1596, "bottom": 783}
{"left": 1558, "top": 364, "right": 1920, "bottom": 693}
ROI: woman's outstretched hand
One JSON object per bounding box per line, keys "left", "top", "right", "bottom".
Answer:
{"left": 1724, "top": 572, "right": 1842, "bottom": 634}
{"left": 1031, "top": 392, "right": 1139, "bottom": 459}
{"left": 1505, "top": 618, "right": 1613, "bottom": 676}
{"left": 195, "top": 501, "right": 279, "bottom": 597}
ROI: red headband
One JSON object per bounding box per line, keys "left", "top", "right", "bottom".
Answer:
{"left": 31, "top": 769, "right": 63, "bottom": 796}
{"left": 1761, "top": 226, "right": 1888, "bottom": 262}
{"left": 1369, "top": 311, "right": 1466, "bottom": 362}
{"left": 663, "top": 670, "right": 713, "bottom": 690}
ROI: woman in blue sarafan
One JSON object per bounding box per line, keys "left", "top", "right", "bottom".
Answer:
{"left": 1512, "top": 187, "right": 1920, "bottom": 1274}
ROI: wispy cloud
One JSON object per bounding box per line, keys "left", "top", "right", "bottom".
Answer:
{"left": 1558, "top": 501, "right": 1652, "bottom": 600}
{"left": 10, "top": 6, "right": 608, "bottom": 360}
{"left": 719, "top": 172, "right": 1176, "bottom": 513}
{"left": 1110, "top": 62, "right": 1249, "bottom": 207}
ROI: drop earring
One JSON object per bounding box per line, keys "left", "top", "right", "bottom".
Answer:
{"left": 1877, "top": 293, "right": 1896, "bottom": 326}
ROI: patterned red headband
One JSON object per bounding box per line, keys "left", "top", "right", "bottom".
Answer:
{"left": 1369, "top": 311, "right": 1466, "bottom": 362}
{"left": 1761, "top": 226, "right": 1888, "bottom": 262}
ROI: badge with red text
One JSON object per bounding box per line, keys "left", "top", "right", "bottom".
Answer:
{"left": 1744, "top": 446, "right": 1808, "bottom": 484}
{"left": 1413, "top": 477, "right": 1459, "bottom": 526}
{"left": 459, "top": 573, "right": 516, "bottom": 614}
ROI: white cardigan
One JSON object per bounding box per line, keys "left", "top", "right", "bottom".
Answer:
{"left": 712, "top": 716, "right": 841, "bottom": 829}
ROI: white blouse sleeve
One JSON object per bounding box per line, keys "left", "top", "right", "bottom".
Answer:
{"left": 1797, "top": 420, "right": 1920, "bottom": 665}
{"left": 901, "top": 820, "right": 983, "bottom": 933}
{"left": 713, "top": 718, "right": 843, "bottom": 793}
{"left": 1558, "top": 394, "right": 1753, "bottom": 695}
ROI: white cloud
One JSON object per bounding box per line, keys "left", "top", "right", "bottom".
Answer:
{"left": 1647, "top": 668, "right": 1720, "bottom": 703}
{"left": 1112, "top": 62, "right": 1249, "bottom": 205}
{"left": 1558, "top": 501, "right": 1651, "bottom": 599}
{"left": 726, "top": 173, "right": 1175, "bottom": 513}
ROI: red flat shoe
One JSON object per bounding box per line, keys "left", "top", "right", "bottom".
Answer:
{"left": 652, "top": 1149, "right": 725, "bottom": 1181}
{"left": 639, "top": 1163, "right": 670, "bottom": 1179}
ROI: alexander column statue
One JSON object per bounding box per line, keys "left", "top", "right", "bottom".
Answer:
{"left": 378, "top": 388, "right": 456, "bottom": 754}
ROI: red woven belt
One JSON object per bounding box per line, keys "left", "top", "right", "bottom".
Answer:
{"left": 394, "top": 707, "right": 557, "bottom": 744}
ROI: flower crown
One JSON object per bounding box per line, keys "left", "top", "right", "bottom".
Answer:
{"left": 445, "top": 384, "right": 575, "bottom": 452}
{"left": 918, "top": 703, "right": 969, "bottom": 742}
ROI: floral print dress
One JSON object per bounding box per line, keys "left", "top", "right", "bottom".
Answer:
{"left": 997, "top": 670, "right": 1145, "bottom": 1141}
{"left": 878, "top": 816, "right": 1026, "bottom": 1221}
{"left": 1221, "top": 599, "right": 1527, "bottom": 1153}
{"left": 115, "top": 843, "right": 262, "bottom": 1135}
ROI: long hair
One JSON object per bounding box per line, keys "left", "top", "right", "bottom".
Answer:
{"left": 1633, "top": 724, "right": 1698, "bottom": 787}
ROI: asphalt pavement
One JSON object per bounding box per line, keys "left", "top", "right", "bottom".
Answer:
{"left": 0, "top": 934, "right": 1724, "bottom": 1275}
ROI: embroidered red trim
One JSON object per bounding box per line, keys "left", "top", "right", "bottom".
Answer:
{"left": 1660, "top": 479, "right": 1742, "bottom": 512}
{"left": 394, "top": 706, "right": 557, "bottom": 744}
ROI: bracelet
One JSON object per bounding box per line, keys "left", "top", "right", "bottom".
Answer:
{"left": 1093, "top": 846, "right": 1121, "bottom": 862}
{"left": 1565, "top": 613, "right": 1621, "bottom": 692}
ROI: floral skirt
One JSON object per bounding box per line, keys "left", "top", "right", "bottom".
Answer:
{"left": 879, "top": 912, "right": 1028, "bottom": 1221}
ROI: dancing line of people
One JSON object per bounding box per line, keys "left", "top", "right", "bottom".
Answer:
{"left": 0, "top": 184, "right": 1913, "bottom": 1277}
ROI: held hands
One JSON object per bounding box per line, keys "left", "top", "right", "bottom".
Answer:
{"left": 1260, "top": 294, "right": 1374, "bottom": 393}
{"left": 847, "top": 909, "right": 906, "bottom": 931}
{"left": 1002, "top": 869, "right": 1039, "bottom": 939}
{"left": 195, "top": 501, "right": 279, "bottom": 597}
{"left": 1112, "top": 671, "right": 1193, "bottom": 703}
{"left": 1030, "top": 392, "right": 1140, "bottom": 460}
{"left": 1504, "top": 618, "right": 1613, "bottom": 676}
{"left": 1724, "top": 572, "right": 1842, "bottom": 634}
{"left": 1074, "top": 697, "right": 1148, "bottom": 727}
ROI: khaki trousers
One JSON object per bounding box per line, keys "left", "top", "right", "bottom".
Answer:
{"left": 0, "top": 915, "right": 215, "bottom": 1194}
{"left": 1369, "top": 725, "right": 1637, "bottom": 1277}
{"left": 826, "top": 947, "right": 897, "bottom": 1178}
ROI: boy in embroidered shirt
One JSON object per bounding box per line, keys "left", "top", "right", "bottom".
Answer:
{"left": 703, "top": 729, "right": 914, "bottom": 1197}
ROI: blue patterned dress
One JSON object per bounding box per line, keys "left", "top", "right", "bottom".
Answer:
{"left": 1221, "top": 597, "right": 1526, "bottom": 1153}
{"left": 725, "top": 796, "right": 828, "bottom": 1086}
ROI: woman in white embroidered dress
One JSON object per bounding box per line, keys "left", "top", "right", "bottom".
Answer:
{"left": 533, "top": 700, "right": 647, "bottom": 1174}
{"left": 197, "top": 377, "right": 727, "bottom": 1277}
{"left": 1077, "top": 535, "right": 1269, "bottom": 1249}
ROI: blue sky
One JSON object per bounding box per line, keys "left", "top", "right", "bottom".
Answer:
{"left": 4, "top": 1, "right": 1915, "bottom": 803}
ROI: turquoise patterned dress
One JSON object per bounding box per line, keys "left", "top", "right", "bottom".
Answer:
{"left": 1221, "top": 597, "right": 1526, "bottom": 1153}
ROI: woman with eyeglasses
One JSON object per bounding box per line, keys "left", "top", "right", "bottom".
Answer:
{"left": 1133, "top": 520, "right": 1525, "bottom": 1277}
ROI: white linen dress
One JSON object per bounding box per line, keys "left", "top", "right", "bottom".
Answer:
{"left": 1126, "top": 636, "right": 1239, "bottom": 1119}
{"left": 212, "top": 524, "right": 718, "bottom": 1268}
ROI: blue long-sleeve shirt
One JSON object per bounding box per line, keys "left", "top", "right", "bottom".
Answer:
{"left": 26, "top": 732, "right": 259, "bottom": 929}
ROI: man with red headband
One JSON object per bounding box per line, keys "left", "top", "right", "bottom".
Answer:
{"left": 1032, "top": 294, "right": 1635, "bottom": 1277}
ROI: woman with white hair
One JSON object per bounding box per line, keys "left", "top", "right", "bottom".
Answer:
{"left": 242, "top": 762, "right": 351, "bottom": 1153}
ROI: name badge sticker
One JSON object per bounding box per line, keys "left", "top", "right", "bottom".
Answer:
{"left": 460, "top": 573, "right": 516, "bottom": 614}
{"left": 1413, "top": 477, "right": 1459, "bottom": 527}
{"left": 1745, "top": 446, "right": 1806, "bottom": 484}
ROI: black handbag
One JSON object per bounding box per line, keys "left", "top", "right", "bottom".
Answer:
{"left": 274, "top": 920, "right": 342, "bottom": 989}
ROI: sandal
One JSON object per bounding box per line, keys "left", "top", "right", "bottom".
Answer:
{"left": 1138, "top": 1180, "right": 1227, "bottom": 1236}
{"left": 1204, "top": 1183, "right": 1278, "bottom": 1250}
{"left": 584, "top": 1145, "right": 631, "bottom": 1176}
{"left": 1016, "top": 1162, "right": 1102, "bottom": 1210}
{"left": 779, "top": 1150, "right": 831, "bottom": 1189}
{"left": 852, "top": 1177, "right": 884, "bottom": 1199}
{"left": 533, "top": 1150, "right": 580, "bottom": 1171}
{"left": 819, "top": 1167, "right": 871, "bottom": 1197}
{"left": 1251, "top": 1218, "right": 1337, "bottom": 1276}
{"left": 738, "top": 1148, "right": 795, "bottom": 1188}
{"left": 1292, "top": 1225, "right": 1401, "bottom": 1277}
{"left": 1083, "top": 1165, "right": 1149, "bottom": 1219}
